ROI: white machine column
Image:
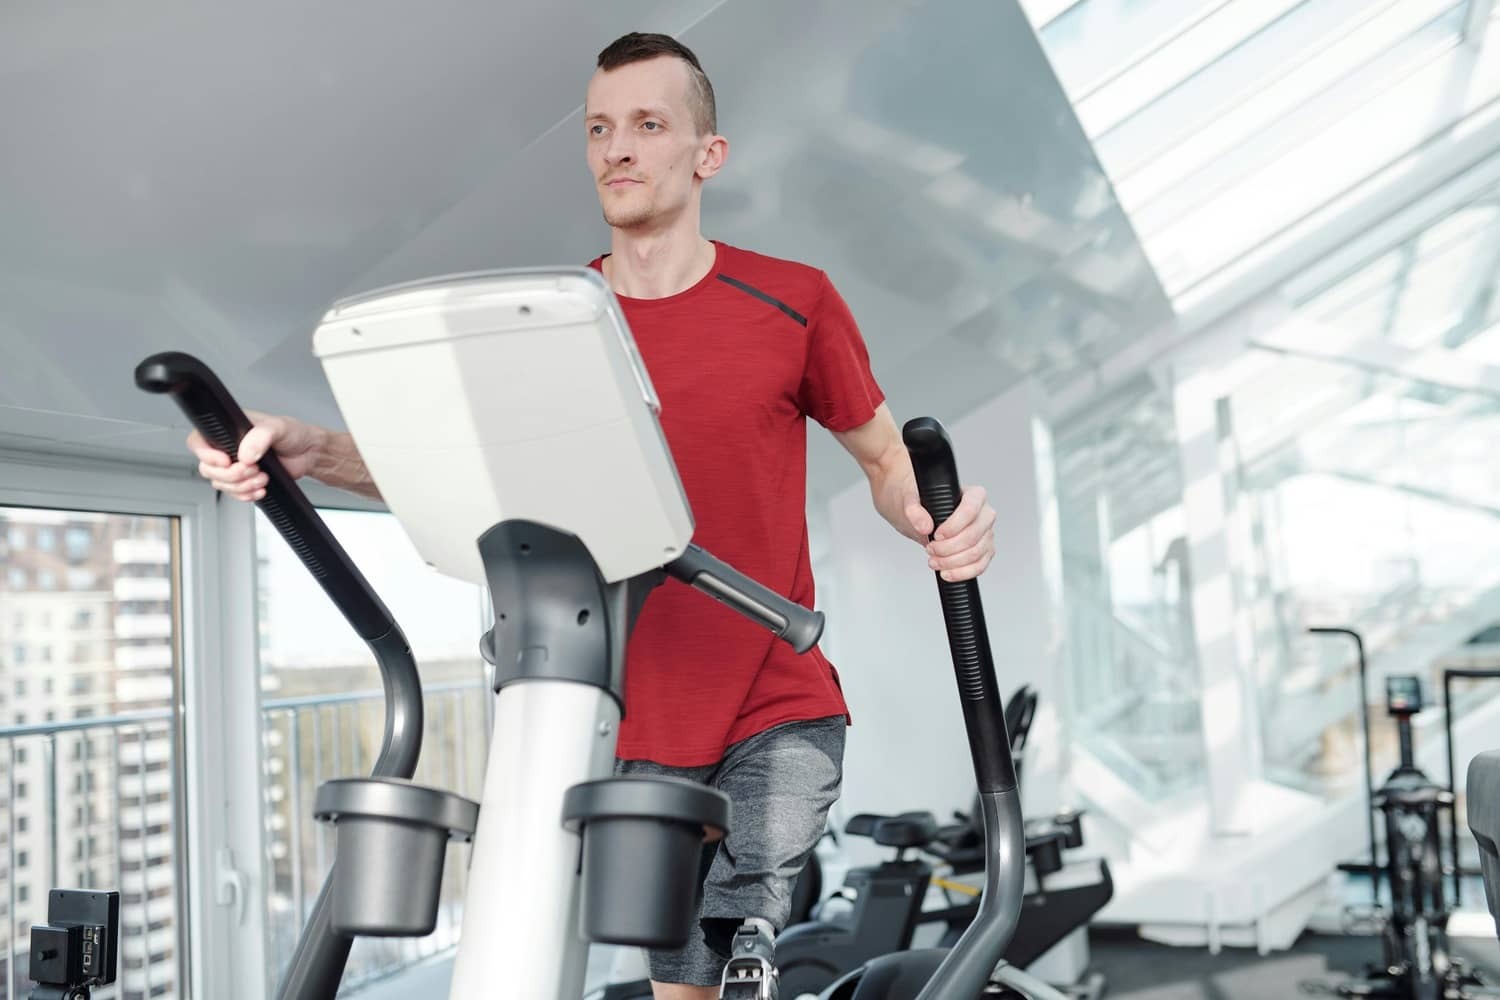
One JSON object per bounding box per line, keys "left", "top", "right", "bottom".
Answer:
{"left": 449, "top": 682, "right": 620, "bottom": 998}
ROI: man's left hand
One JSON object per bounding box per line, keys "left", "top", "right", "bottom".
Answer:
{"left": 907, "top": 485, "right": 996, "bottom": 581}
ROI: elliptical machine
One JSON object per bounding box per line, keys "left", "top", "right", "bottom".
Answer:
{"left": 1308, "top": 627, "right": 1495, "bottom": 999}
{"left": 134, "top": 267, "right": 1042, "bottom": 999}
{"left": 765, "top": 688, "right": 1110, "bottom": 1000}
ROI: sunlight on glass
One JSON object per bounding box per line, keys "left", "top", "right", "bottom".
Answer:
{"left": 1077, "top": 0, "right": 1303, "bottom": 137}
{"left": 1150, "top": 16, "right": 1495, "bottom": 295}
{"left": 1038, "top": 0, "right": 1228, "bottom": 101}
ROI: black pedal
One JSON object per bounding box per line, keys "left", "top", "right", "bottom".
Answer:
{"left": 28, "top": 889, "right": 119, "bottom": 1000}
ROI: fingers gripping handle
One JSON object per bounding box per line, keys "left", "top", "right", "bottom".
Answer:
{"left": 134, "top": 351, "right": 397, "bottom": 642}
{"left": 903, "top": 417, "right": 1016, "bottom": 794}
{"left": 665, "top": 545, "right": 825, "bottom": 654}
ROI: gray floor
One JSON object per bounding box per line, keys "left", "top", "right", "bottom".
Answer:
{"left": 358, "top": 932, "right": 1500, "bottom": 998}
{"left": 1089, "top": 929, "right": 1500, "bottom": 1000}
{"left": 352, "top": 944, "right": 621, "bottom": 997}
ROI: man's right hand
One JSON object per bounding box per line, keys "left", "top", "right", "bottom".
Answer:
{"left": 187, "top": 411, "right": 325, "bottom": 503}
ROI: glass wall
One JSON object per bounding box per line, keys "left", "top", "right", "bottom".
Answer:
{"left": 1024, "top": 0, "right": 1500, "bottom": 302}
{"left": 1056, "top": 376, "right": 1208, "bottom": 800}
{"left": 254, "top": 509, "right": 488, "bottom": 992}
{"left": 1222, "top": 180, "right": 1500, "bottom": 796}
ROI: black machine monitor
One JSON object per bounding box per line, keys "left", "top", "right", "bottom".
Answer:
{"left": 1387, "top": 674, "right": 1423, "bottom": 715}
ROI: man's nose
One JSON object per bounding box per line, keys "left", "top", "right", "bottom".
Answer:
{"left": 604, "top": 133, "right": 635, "bottom": 165}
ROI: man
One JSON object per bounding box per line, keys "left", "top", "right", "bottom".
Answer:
{"left": 191, "top": 32, "right": 997, "bottom": 999}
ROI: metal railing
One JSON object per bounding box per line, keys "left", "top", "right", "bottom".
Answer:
{"left": 0, "top": 708, "right": 181, "bottom": 1000}
{"left": 259, "top": 678, "right": 489, "bottom": 994}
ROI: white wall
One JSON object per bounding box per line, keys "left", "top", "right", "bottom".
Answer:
{"left": 818, "top": 382, "right": 1071, "bottom": 856}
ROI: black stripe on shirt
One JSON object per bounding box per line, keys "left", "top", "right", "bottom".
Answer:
{"left": 716, "top": 273, "right": 809, "bottom": 327}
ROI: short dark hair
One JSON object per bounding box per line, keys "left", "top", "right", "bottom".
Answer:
{"left": 596, "top": 32, "right": 717, "bottom": 136}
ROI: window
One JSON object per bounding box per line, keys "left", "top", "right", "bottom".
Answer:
{"left": 17, "top": 850, "right": 28, "bottom": 867}
{"left": 15, "top": 747, "right": 25, "bottom": 765}
{"left": 15, "top": 678, "right": 26, "bottom": 697}
{"left": 1, "top": 504, "right": 187, "bottom": 996}
{"left": 65, "top": 526, "right": 92, "bottom": 561}
{"left": 256, "top": 508, "right": 488, "bottom": 983}
{"left": 17, "top": 886, "right": 28, "bottom": 904}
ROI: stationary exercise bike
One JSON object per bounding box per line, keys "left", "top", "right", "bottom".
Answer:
{"left": 766, "top": 689, "right": 1110, "bottom": 999}
{"left": 134, "top": 267, "right": 1042, "bottom": 999}
{"left": 594, "top": 689, "right": 1058, "bottom": 1000}
{"left": 1309, "top": 628, "right": 1497, "bottom": 1000}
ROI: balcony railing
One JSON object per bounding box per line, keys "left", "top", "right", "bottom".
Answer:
{"left": 0, "top": 708, "right": 182, "bottom": 1000}
{"left": 260, "top": 678, "right": 489, "bottom": 995}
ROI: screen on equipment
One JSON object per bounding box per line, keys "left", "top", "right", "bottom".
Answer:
{"left": 1386, "top": 675, "right": 1423, "bottom": 714}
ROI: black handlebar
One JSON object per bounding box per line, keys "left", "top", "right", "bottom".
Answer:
{"left": 904, "top": 416, "right": 1016, "bottom": 794}
{"left": 665, "top": 545, "right": 825, "bottom": 654}
{"left": 135, "top": 351, "right": 424, "bottom": 1000}
{"left": 134, "top": 352, "right": 399, "bottom": 642}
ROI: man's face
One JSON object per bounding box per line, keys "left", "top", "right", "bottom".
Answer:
{"left": 585, "top": 56, "right": 713, "bottom": 231}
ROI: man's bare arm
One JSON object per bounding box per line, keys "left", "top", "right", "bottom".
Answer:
{"left": 187, "top": 412, "right": 382, "bottom": 502}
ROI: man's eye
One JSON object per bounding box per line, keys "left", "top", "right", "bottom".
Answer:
{"left": 642, "top": 121, "right": 661, "bottom": 131}
{"left": 589, "top": 124, "right": 607, "bottom": 136}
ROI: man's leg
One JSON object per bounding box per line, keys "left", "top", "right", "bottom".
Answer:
{"left": 614, "top": 757, "right": 726, "bottom": 992}
{"left": 697, "top": 716, "right": 846, "bottom": 962}
{"left": 650, "top": 983, "right": 718, "bottom": 1000}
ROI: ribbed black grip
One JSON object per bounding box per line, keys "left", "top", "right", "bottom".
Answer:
{"left": 665, "top": 544, "right": 824, "bottom": 653}
{"left": 134, "top": 351, "right": 396, "bottom": 641}
{"left": 903, "top": 417, "right": 1016, "bottom": 793}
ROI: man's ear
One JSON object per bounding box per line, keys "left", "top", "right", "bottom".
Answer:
{"left": 697, "top": 134, "right": 729, "bottom": 180}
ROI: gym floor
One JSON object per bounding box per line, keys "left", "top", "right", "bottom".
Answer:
{"left": 1089, "top": 929, "right": 1500, "bottom": 999}
{"left": 360, "top": 932, "right": 1500, "bottom": 999}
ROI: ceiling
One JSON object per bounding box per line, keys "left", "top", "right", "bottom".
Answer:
{"left": 0, "top": 0, "right": 1169, "bottom": 501}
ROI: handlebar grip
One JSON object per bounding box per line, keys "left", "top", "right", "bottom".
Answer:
{"left": 134, "top": 351, "right": 397, "bottom": 641}
{"left": 665, "top": 544, "right": 824, "bottom": 654}
{"left": 903, "top": 416, "right": 1016, "bottom": 793}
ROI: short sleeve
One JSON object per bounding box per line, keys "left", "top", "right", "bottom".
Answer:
{"left": 797, "top": 273, "right": 886, "bottom": 431}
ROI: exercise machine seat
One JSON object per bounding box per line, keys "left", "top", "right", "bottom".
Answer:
{"left": 845, "top": 812, "right": 940, "bottom": 849}
{"left": 1467, "top": 750, "right": 1500, "bottom": 941}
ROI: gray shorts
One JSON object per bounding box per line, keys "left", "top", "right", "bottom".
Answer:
{"left": 614, "top": 715, "right": 846, "bottom": 987}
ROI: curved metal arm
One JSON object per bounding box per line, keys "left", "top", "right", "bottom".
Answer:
{"left": 903, "top": 416, "right": 1024, "bottom": 1000}
{"left": 135, "top": 351, "right": 425, "bottom": 1000}
{"left": 1309, "top": 626, "right": 1378, "bottom": 906}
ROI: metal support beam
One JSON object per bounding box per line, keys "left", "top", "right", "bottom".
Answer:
{"left": 1466, "top": 0, "right": 1495, "bottom": 48}
{"left": 1252, "top": 320, "right": 1500, "bottom": 402}
{"left": 1050, "top": 107, "right": 1500, "bottom": 425}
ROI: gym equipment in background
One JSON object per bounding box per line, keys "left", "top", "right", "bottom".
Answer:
{"left": 1308, "top": 627, "right": 1495, "bottom": 1000}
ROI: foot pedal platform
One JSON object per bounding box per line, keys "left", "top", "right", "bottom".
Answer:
{"left": 720, "top": 920, "right": 778, "bottom": 1000}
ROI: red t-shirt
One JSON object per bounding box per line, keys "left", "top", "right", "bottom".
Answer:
{"left": 589, "top": 241, "right": 885, "bottom": 765}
